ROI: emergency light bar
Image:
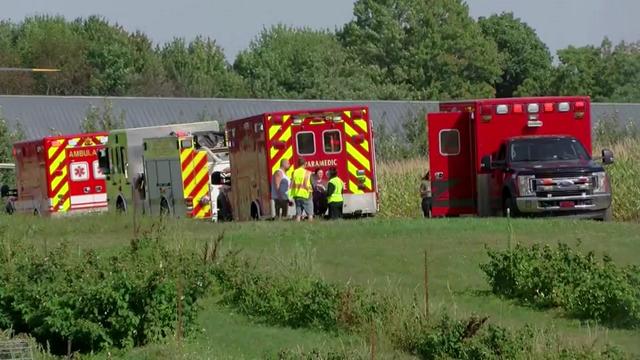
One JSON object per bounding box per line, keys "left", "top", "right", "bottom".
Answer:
{"left": 527, "top": 104, "right": 539, "bottom": 113}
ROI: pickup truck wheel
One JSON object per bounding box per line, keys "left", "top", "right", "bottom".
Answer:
{"left": 601, "top": 206, "right": 613, "bottom": 222}
{"left": 503, "top": 196, "right": 518, "bottom": 218}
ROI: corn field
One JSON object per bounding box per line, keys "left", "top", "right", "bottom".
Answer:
{"left": 378, "top": 140, "right": 640, "bottom": 221}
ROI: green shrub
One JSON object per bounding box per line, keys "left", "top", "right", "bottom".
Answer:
{"left": 212, "top": 253, "right": 394, "bottom": 332}
{"left": 0, "top": 223, "right": 216, "bottom": 354}
{"left": 390, "top": 312, "right": 628, "bottom": 360}
{"left": 481, "top": 242, "right": 640, "bottom": 328}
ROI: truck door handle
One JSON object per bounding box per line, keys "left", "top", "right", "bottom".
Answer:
{"left": 435, "top": 172, "right": 444, "bottom": 180}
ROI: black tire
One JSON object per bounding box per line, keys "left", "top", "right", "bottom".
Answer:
{"left": 160, "top": 198, "right": 171, "bottom": 217}
{"left": 116, "top": 198, "right": 126, "bottom": 214}
{"left": 250, "top": 203, "right": 259, "bottom": 220}
{"left": 503, "top": 195, "right": 518, "bottom": 218}
{"left": 601, "top": 206, "right": 613, "bottom": 222}
{"left": 5, "top": 201, "right": 15, "bottom": 215}
{"left": 33, "top": 208, "right": 40, "bottom": 217}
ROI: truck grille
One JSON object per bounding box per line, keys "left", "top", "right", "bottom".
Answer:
{"left": 533, "top": 176, "right": 593, "bottom": 197}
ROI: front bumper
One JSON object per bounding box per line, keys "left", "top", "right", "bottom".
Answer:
{"left": 516, "top": 193, "right": 611, "bottom": 215}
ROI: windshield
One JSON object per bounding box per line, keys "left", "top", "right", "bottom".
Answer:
{"left": 509, "top": 138, "right": 590, "bottom": 162}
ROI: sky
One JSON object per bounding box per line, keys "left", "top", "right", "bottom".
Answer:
{"left": 2, "top": 0, "right": 639, "bottom": 61}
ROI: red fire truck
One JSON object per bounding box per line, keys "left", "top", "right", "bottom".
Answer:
{"left": 8, "top": 132, "right": 109, "bottom": 216}
{"left": 427, "top": 96, "right": 614, "bottom": 220}
{"left": 221, "top": 106, "right": 377, "bottom": 221}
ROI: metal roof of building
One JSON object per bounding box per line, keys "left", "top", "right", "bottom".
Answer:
{"left": 0, "top": 95, "right": 638, "bottom": 140}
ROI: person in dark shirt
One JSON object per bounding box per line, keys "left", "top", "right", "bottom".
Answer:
{"left": 216, "top": 185, "right": 233, "bottom": 222}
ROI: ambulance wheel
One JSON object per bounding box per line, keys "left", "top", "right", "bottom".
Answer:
{"left": 5, "top": 202, "right": 15, "bottom": 215}
{"left": 116, "top": 198, "right": 126, "bottom": 213}
{"left": 160, "top": 198, "right": 171, "bottom": 216}
{"left": 250, "top": 203, "right": 259, "bottom": 220}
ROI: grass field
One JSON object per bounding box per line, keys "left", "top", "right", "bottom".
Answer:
{"left": 3, "top": 214, "right": 639, "bottom": 358}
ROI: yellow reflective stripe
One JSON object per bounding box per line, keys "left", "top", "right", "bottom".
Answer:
{"left": 354, "top": 119, "right": 368, "bottom": 133}
{"left": 51, "top": 182, "right": 69, "bottom": 208}
{"left": 50, "top": 166, "right": 68, "bottom": 191}
{"left": 180, "top": 148, "right": 192, "bottom": 165}
{"left": 344, "top": 122, "right": 369, "bottom": 152}
{"left": 60, "top": 196, "right": 71, "bottom": 211}
{"left": 347, "top": 161, "right": 372, "bottom": 191}
{"left": 196, "top": 204, "right": 211, "bottom": 219}
{"left": 271, "top": 146, "right": 292, "bottom": 175}
{"left": 269, "top": 123, "right": 280, "bottom": 141}
{"left": 348, "top": 180, "right": 362, "bottom": 194}
{"left": 346, "top": 143, "right": 370, "bottom": 171}
{"left": 48, "top": 149, "right": 66, "bottom": 175}
{"left": 279, "top": 126, "right": 292, "bottom": 143}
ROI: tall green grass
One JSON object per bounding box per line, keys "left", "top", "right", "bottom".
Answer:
{"left": 378, "top": 140, "right": 640, "bottom": 221}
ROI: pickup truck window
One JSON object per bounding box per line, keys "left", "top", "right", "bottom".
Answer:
{"left": 509, "top": 138, "right": 590, "bottom": 162}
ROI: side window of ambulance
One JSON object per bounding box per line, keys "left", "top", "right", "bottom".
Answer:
{"left": 296, "top": 132, "right": 315, "bottom": 155}
{"left": 439, "top": 130, "right": 460, "bottom": 156}
{"left": 323, "top": 130, "right": 341, "bottom": 154}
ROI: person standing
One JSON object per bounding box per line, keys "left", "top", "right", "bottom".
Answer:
{"left": 326, "top": 167, "right": 344, "bottom": 220}
{"left": 312, "top": 168, "right": 328, "bottom": 216}
{"left": 290, "top": 158, "right": 313, "bottom": 222}
{"left": 271, "top": 159, "right": 291, "bottom": 219}
{"left": 420, "top": 171, "right": 431, "bottom": 218}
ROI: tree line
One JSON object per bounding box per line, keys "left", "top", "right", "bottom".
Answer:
{"left": 0, "top": 0, "right": 639, "bottom": 102}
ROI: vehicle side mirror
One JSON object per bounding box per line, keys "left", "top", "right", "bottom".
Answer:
{"left": 602, "top": 149, "right": 614, "bottom": 165}
{"left": 480, "top": 155, "right": 492, "bottom": 171}
{"left": 211, "top": 171, "right": 223, "bottom": 185}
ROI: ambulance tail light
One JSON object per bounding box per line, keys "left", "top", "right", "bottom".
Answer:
{"left": 352, "top": 134, "right": 365, "bottom": 144}
{"left": 574, "top": 101, "right": 586, "bottom": 119}
{"left": 271, "top": 115, "right": 283, "bottom": 125}
{"left": 481, "top": 105, "right": 492, "bottom": 122}
{"left": 272, "top": 141, "right": 286, "bottom": 149}
{"left": 185, "top": 197, "right": 194, "bottom": 211}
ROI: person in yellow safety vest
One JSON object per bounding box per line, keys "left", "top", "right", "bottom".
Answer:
{"left": 290, "top": 157, "right": 313, "bottom": 222}
{"left": 326, "top": 167, "right": 344, "bottom": 220}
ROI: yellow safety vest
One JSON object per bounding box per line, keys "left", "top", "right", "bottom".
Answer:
{"left": 291, "top": 167, "right": 311, "bottom": 199}
{"left": 327, "top": 177, "right": 344, "bottom": 204}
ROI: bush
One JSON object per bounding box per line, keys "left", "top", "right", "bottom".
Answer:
{"left": 0, "top": 223, "right": 216, "bottom": 354}
{"left": 481, "top": 242, "right": 640, "bottom": 328}
{"left": 212, "top": 252, "right": 394, "bottom": 332}
{"left": 390, "top": 312, "right": 628, "bottom": 360}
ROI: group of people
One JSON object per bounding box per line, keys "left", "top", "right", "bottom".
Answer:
{"left": 271, "top": 158, "right": 344, "bottom": 221}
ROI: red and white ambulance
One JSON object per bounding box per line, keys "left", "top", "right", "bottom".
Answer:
{"left": 221, "top": 106, "right": 378, "bottom": 221}
{"left": 9, "top": 132, "right": 109, "bottom": 216}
